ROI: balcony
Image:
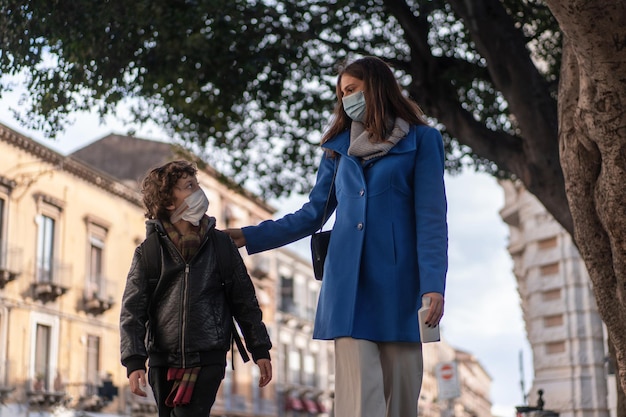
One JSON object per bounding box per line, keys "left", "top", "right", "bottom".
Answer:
{"left": 0, "top": 385, "right": 14, "bottom": 402}
{"left": 82, "top": 277, "right": 116, "bottom": 315}
{"left": 31, "top": 261, "right": 71, "bottom": 303}
{"left": 0, "top": 244, "right": 22, "bottom": 289}
{"left": 26, "top": 389, "right": 67, "bottom": 408}
{"left": 26, "top": 377, "right": 67, "bottom": 410}
{"left": 69, "top": 380, "right": 118, "bottom": 412}
{"left": 282, "top": 390, "right": 328, "bottom": 415}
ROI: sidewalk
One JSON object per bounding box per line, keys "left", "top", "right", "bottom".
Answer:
{"left": 0, "top": 403, "right": 130, "bottom": 417}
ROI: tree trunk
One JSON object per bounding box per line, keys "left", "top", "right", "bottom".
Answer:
{"left": 609, "top": 336, "right": 626, "bottom": 416}
{"left": 546, "top": 0, "right": 626, "bottom": 410}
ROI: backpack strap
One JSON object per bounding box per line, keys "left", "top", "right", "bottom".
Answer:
{"left": 142, "top": 229, "right": 162, "bottom": 298}
{"left": 212, "top": 229, "right": 251, "bottom": 366}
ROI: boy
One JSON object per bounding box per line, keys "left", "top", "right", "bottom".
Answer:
{"left": 120, "top": 160, "right": 272, "bottom": 417}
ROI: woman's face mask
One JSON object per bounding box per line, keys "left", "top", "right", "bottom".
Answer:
{"left": 170, "top": 188, "right": 209, "bottom": 226}
{"left": 342, "top": 91, "right": 366, "bottom": 122}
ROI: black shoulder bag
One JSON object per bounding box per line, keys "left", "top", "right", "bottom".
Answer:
{"left": 310, "top": 156, "right": 339, "bottom": 281}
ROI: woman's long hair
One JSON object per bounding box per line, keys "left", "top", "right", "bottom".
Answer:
{"left": 321, "top": 56, "right": 427, "bottom": 145}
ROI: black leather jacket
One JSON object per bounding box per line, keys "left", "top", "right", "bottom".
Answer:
{"left": 120, "top": 218, "right": 271, "bottom": 376}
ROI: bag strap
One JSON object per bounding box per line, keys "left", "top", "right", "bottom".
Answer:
{"left": 212, "top": 229, "right": 251, "bottom": 367}
{"left": 317, "top": 155, "right": 340, "bottom": 232}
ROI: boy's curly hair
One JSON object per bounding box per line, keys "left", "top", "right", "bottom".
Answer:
{"left": 141, "top": 160, "right": 198, "bottom": 220}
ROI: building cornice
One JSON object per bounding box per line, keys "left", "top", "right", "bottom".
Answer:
{"left": 0, "top": 123, "right": 143, "bottom": 207}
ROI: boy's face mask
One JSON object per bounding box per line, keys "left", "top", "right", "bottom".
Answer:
{"left": 170, "top": 188, "right": 209, "bottom": 226}
{"left": 342, "top": 90, "right": 366, "bottom": 122}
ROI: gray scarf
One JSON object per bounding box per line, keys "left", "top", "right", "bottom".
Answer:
{"left": 347, "top": 117, "right": 410, "bottom": 161}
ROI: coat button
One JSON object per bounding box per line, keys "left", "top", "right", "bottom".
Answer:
{"left": 359, "top": 189, "right": 365, "bottom": 196}
{"left": 357, "top": 223, "right": 364, "bottom": 230}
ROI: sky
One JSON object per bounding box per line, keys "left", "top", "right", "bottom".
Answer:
{"left": 0, "top": 87, "right": 534, "bottom": 416}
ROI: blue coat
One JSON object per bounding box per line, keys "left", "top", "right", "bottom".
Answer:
{"left": 244, "top": 124, "right": 448, "bottom": 342}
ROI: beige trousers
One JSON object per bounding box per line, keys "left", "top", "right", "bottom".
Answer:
{"left": 334, "top": 338, "right": 423, "bottom": 417}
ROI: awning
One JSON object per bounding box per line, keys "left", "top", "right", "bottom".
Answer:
{"left": 316, "top": 399, "right": 328, "bottom": 413}
{"left": 302, "top": 398, "right": 318, "bottom": 413}
{"left": 285, "top": 396, "right": 304, "bottom": 411}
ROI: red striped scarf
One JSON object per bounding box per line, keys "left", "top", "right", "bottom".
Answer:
{"left": 165, "top": 367, "right": 201, "bottom": 407}
{"left": 162, "top": 215, "right": 209, "bottom": 261}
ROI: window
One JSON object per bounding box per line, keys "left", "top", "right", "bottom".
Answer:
{"left": 543, "top": 314, "right": 564, "bottom": 327}
{"left": 36, "top": 215, "right": 55, "bottom": 283}
{"left": 85, "top": 335, "right": 100, "bottom": 395}
{"left": 0, "top": 195, "right": 18, "bottom": 284}
{"left": 282, "top": 343, "right": 290, "bottom": 385}
{"left": 84, "top": 218, "right": 111, "bottom": 306}
{"left": 545, "top": 341, "right": 566, "bottom": 354}
{"left": 303, "top": 353, "right": 316, "bottom": 386}
{"left": 0, "top": 180, "right": 13, "bottom": 274}
{"left": 280, "top": 275, "right": 296, "bottom": 314}
{"left": 538, "top": 237, "right": 558, "bottom": 250}
{"left": 306, "top": 284, "right": 318, "bottom": 321}
{"left": 34, "top": 195, "right": 65, "bottom": 290}
{"left": 0, "top": 197, "right": 5, "bottom": 268}
{"left": 540, "top": 262, "right": 559, "bottom": 276}
{"left": 87, "top": 237, "right": 104, "bottom": 297}
{"left": 30, "top": 313, "right": 60, "bottom": 393}
{"left": 288, "top": 349, "right": 301, "bottom": 384}
{"left": 0, "top": 309, "right": 4, "bottom": 386}
{"left": 542, "top": 289, "right": 561, "bottom": 301}
{"left": 34, "top": 324, "right": 51, "bottom": 390}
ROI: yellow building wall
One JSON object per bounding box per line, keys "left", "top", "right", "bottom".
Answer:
{"left": 0, "top": 127, "right": 145, "bottom": 411}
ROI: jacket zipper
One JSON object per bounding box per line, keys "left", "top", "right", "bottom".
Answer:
{"left": 154, "top": 223, "right": 213, "bottom": 369}
{"left": 181, "top": 263, "right": 190, "bottom": 368}
{"left": 168, "top": 229, "right": 211, "bottom": 369}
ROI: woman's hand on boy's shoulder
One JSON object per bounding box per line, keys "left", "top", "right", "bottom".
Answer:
{"left": 224, "top": 228, "right": 246, "bottom": 248}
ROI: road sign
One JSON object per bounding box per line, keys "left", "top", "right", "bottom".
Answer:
{"left": 440, "top": 363, "right": 454, "bottom": 380}
{"left": 435, "top": 361, "right": 461, "bottom": 400}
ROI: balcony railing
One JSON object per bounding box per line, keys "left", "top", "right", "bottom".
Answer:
{"left": 0, "top": 244, "right": 22, "bottom": 289}
{"left": 25, "top": 377, "right": 68, "bottom": 410}
{"left": 31, "top": 260, "right": 71, "bottom": 303}
{"left": 82, "top": 277, "right": 116, "bottom": 315}
{"left": 57, "top": 380, "right": 118, "bottom": 412}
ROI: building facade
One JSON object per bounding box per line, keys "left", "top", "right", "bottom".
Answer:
{"left": 0, "top": 124, "right": 147, "bottom": 414}
{"left": 499, "top": 180, "right": 614, "bottom": 417}
{"left": 272, "top": 247, "right": 333, "bottom": 416}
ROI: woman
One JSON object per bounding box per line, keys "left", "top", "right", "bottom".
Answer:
{"left": 227, "top": 56, "right": 447, "bottom": 417}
